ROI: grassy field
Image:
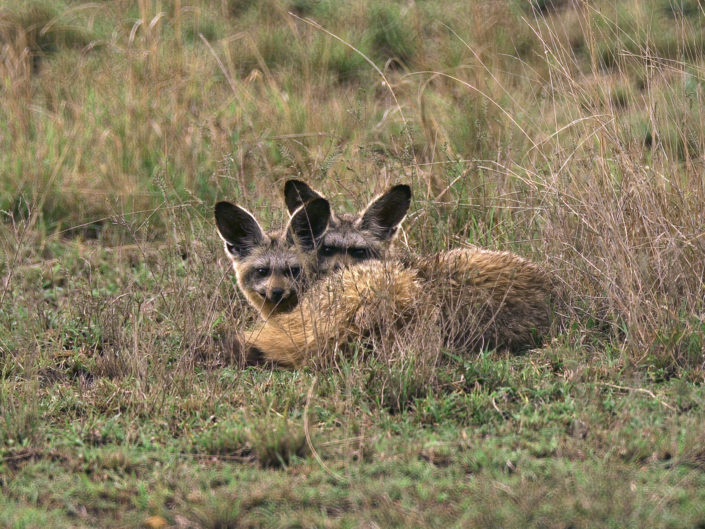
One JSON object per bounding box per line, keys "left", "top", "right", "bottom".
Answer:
{"left": 1, "top": 0, "right": 705, "bottom": 527}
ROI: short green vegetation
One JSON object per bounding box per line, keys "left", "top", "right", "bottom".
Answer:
{"left": 1, "top": 0, "right": 704, "bottom": 527}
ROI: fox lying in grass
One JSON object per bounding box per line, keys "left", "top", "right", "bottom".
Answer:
{"left": 283, "top": 179, "right": 551, "bottom": 351}
{"left": 239, "top": 248, "right": 551, "bottom": 367}
{"left": 216, "top": 183, "right": 412, "bottom": 319}
{"left": 216, "top": 182, "right": 552, "bottom": 367}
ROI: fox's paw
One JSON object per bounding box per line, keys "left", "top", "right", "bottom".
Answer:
{"left": 215, "top": 331, "right": 265, "bottom": 367}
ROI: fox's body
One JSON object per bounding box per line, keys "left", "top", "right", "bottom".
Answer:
{"left": 240, "top": 260, "right": 421, "bottom": 366}
{"left": 220, "top": 181, "right": 552, "bottom": 367}
{"left": 410, "top": 247, "right": 552, "bottom": 352}
{"left": 239, "top": 246, "right": 553, "bottom": 367}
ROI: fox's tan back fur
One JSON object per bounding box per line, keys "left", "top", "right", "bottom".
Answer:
{"left": 214, "top": 198, "right": 330, "bottom": 319}
{"left": 410, "top": 247, "right": 552, "bottom": 352}
{"left": 237, "top": 246, "right": 553, "bottom": 367}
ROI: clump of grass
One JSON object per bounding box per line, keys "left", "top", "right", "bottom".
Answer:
{"left": 659, "top": 0, "right": 703, "bottom": 19}
{"left": 540, "top": 147, "right": 705, "bottom": 369}
{"left": 0, "top": 3, "right": 94, "bottom": 58}
{"left": 522, "top": 0, "right": 571, "bottom": 15}
{"left": 192, "top": 420, "right": 249, "bottom": 456}
{"left": 246, "top": 415, "right": 308, "bottom": 468}
{"left": 186, "top": 496, "right": 242, "bottom": 529}
{"left": 367, "top": 4, "right": 418, "bottom": 69}
{"left": 311, "top": 32, "right": 370, "bottom": 84}
{"left": 0, "top": 380, "right": 42, "bottom": 448}
{"left": 227, "top": 0, "right": 260, "bottom": 17}
{"left": 363, "top": 354, "right": 434, "bottom": 414}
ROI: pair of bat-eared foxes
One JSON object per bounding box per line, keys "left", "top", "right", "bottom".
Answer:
{"left": 215, "top": 180, "right": 553, "bottom": 368}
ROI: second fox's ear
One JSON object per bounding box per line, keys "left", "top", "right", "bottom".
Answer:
{"left": 214, "top": 202, "right": 265, "bottom": 258}
{"left": 286, "top": 197, "right": 331, "bottom": 250}
{"left": 359, "top": 184, "right": 411, "bottom": 241}
{"left": 284, "top": 179, "right": 324, "bottom": 215}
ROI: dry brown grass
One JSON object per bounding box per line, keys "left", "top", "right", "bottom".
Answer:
{"left": 0, "top": 0, "right": 703, "bottom": 391}
{"left": 1, "top": 0, "right": 704, "bottom": 500}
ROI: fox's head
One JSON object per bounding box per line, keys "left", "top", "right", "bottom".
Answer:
{"left": 284, "top": 179, "right": 411, "bottom": 273}
{"left": 215, "top": 197, "right": 330, "bottom": 318}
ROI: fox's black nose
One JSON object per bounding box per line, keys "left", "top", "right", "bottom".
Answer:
{"left": 269, "top": 288, "right": 285, "bottom": 302}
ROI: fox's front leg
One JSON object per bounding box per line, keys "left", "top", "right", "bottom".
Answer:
{"left": 240, "top": 320, "right": 310, "bottom": 368}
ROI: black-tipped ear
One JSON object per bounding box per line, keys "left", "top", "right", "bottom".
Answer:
{"left": 286, "top": 197, "right": 331, "bottom": 250}
{"left": 284, "top": 179, "right": 324, "bottom": 215}
{"left": 214, "top": 201, "right": 265, "bottom": 258}
{"left": 359, "top": 184, "right": 411, "bottom": 241}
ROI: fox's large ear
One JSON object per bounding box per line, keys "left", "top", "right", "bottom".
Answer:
{"left": 286, "top": 197, "right": 330, "bottom": 250}
{"left": 284, "top": 179, "right": 324, "bottom": 215}
{"left": 214, "top": 201, "right": 265, "bottom": 258}
{"left": 359, "top": 184, "right": 411, "bottom": 241}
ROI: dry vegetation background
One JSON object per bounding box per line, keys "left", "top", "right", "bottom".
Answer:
{"left": 1, "top": 0, "right": 705, "bottom": 527}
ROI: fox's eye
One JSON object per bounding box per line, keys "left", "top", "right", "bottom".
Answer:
{"left": 321, "top": 246, "right": 337, "bottom": 256}
{"left": 348, "top": 248, "right": 369, "bottom": 260}
{"left": 288, "top": 267, "right": 302, "bottom": 279}
{"left": 255, "top": 268, "right": 270, "bottom": 277}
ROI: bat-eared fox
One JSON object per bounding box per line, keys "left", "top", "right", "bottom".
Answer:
{"left": 214, "top": 197, "right": 330, "bottom": 319}
{"left": 216, "top": 182, "right": 552, "bottom": 367}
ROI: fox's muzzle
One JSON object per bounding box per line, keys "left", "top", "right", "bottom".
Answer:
{"left": 268, "top": 287, "right": 286, "bottom": 303}
{"left": 257, "top": 281, "right": 298, "bottom": 312}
